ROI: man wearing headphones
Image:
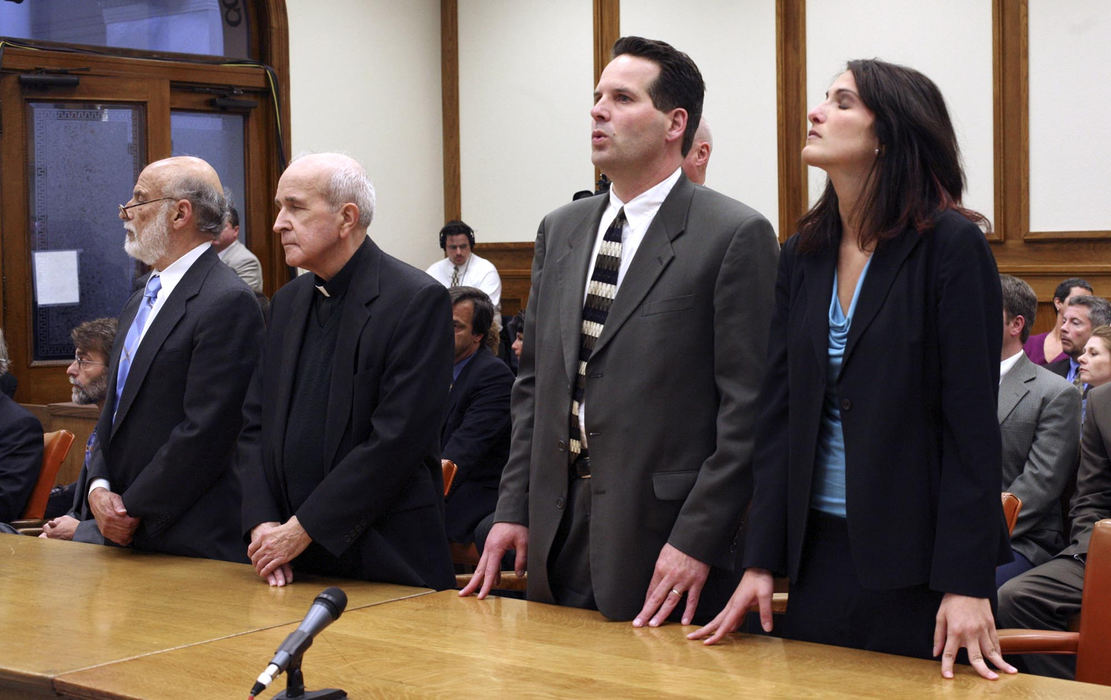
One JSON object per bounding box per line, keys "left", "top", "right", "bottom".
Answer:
{"left": 426, "top": 220, "right": 502, "bottom": 308}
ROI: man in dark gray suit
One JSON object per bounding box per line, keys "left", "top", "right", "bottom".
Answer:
{"left": 996, "top": 275, "right": 1081, "bottom": 587}
{"left": 998, "top": 380, "right": 1111, "bottom": 678}
{"left": 463, "top": 37, "right": 778, "bottom": 626}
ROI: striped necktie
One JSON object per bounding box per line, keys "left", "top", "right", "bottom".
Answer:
{"left": 569, "top": 208, "right": 625, "bottom": 459}
{"left": 114, "top": 274, "right": 161, "bottom": 415}
{"left": 451, "top": 265, "right": 461, "bottom": 287}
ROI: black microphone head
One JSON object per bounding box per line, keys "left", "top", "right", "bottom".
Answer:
{"left": 314, "top": 586, "right": 347, "bottom": 620}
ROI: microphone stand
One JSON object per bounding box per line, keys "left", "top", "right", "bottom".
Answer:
{"left": 272, "top": 651, "right": 346, "bottom": 700}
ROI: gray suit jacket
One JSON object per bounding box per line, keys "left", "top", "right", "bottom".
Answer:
{"left": 1063, "top": 382, "right": 1111, "bottom": 557}
{"left": 998, "top": 352, "right": 1081, "bottom": 565}
{"left": 493, "top": 174, "right": 779, "bottom": 620}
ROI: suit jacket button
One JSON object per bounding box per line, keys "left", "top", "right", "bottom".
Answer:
{"left": 558, "top": 440, "right": 566, "bottom": 451}
{"left": 840, "top": 398, "right": 852, "bottom": 411}
{"left": 556, "top": 497, "right": 565, "bottom": 510}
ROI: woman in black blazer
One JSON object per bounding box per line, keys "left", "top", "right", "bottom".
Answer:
{"left": 691, "top": 60, "right": 1015, "bottom": 680}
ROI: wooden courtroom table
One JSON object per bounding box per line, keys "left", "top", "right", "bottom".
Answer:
{"left": 54, "top": 590, "right": 1111, "bottom": 699}
{"left": 0, "top": 536, "right": 432, "bottom": 698}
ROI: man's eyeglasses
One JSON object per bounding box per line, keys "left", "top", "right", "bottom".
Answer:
{"left": 71, "top": 356, "right": 106, "bottom": 370}
{"left": 118, "top": 197, "right": 175, "bottom": 217}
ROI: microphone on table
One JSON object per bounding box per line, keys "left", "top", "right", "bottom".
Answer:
{"left": 249, "top": 586, "right": 348, "bottom": 698}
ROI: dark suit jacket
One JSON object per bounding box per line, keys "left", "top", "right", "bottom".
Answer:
{"left": 998, "top": 353, "right": 1081, "bottom": 565}
{"left": 494, "top": 174, "right": 780, "bottom": 620}
{"left": 442, "top": 346, "right": 513, "bottom": 542}
{"left": 83, "top": 246, "right": 263, "bottom": 561}
{"left": 1063, "top": 382, "right": 1111, "bottom": 557}
{"left": 1046, "top": 357, "right": 1071, "bottom": 380}
{"left": 744, "top": 210, "right": 1010, "bottom": 599}
{"left": 0, "top": 393, "right": 43, "bottom": 521}
{"left": 238, "top": 238, "right": 455, "bottom": 590}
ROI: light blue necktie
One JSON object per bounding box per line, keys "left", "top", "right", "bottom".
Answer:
{"left": 114, "top": 274, "right": 161, "bottom": 415}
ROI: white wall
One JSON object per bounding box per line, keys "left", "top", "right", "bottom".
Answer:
{"left": 457, "top": 0, "right": 594, "bottom": 244}
{"left": 620, "top": 1, "right": 780, "bottom": 232}
{"left": 1028, "top": 0, "right": 1110, "bottom": 233}
{"left": 286, "top": 0, "right": 444, "bottom": 268}
{"left": 805, "top": 0, "right": 994, "bottom": 227}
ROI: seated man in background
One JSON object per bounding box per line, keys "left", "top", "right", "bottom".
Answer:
{"left": 443, "top": 287, "right": 513, "bottom": 546}
{"left": 996, "top": 275, "right": 1081, "bottom": 586}
{"left": 0, "top": 390, "right": 43, "bottom": 523}
{"left": 998, "top": 380, "right": 1111, "bottom": 679}
{"left": 212, "top": 206, "right": 264, "bottom": 294}
{"left": 80, "top": 156, "right": 263, "bottom": 561}
{"left": 41, "top": 317, "right": 118, "bottom": 536}
{"left": 239, "top": 153, "right": 454, "bottom": 589}
{"left": 425, "top": 220, "right": 502, "bottom": 308}
{"left": 1047, "top": 294, "right": 1111, "bottom": 385}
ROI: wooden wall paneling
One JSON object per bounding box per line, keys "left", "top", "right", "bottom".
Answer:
{"left": 477, "top": 242, "right": 535, "bottom": 317}
{"left": 992, "top": 0, "right": 1111, "bottom": 310}
{"left": 775, "top": 0, "right": 807, "bottom": 242}
{"left": 593, "top": 0, "right": 619, "bottom": 186}
{"left": 441, "top": 0, "right": 461, "bottom": 222}
{"left": 257, "top": 0, "right": 295, "bottom": 292}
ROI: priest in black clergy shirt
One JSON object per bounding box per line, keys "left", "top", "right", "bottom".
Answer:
{"left": 239, "top": 153, "right": 455, "bottom": 589}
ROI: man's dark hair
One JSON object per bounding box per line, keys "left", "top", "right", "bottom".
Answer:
{"left": 1053, "top": 277, "right": 1093, "bottom": 304}
{"left": 612, "top": 36, "right": 704, "bottom": 156}
{"left": 227, "top": 206, "right": 240, "bottom": 228}
{"left": 71, "top": 317, "right": 118, "bottom": 360}
{"left": 439, "top": 219, "right": 475, "bottom": 250}
{"left": 1067, "top": 295, "right": 1111, "bottom": 328}
{"left": 1000, "top": 275, "right": 1037, "bottom": 344}
{"left": 449, "top": 286, "right": 494, "bottom": 346}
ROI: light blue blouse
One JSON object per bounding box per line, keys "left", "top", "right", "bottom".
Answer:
{"left": 811, "top": 257, "right": 872, "bottom": 517}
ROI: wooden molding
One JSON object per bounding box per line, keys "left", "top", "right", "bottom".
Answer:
{"left": 775, "top": 0, "right": 807, "bottom": 242}
{"left": 441, "top": 0, "right": 461, "bottom": 222}
{"left": 593, "top": 0, "right": 620, "bottom": 186}
{"left": 991, "top": 0, "right": 1027, "bottom": 242}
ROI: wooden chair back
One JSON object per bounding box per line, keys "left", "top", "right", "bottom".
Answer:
{"left": 20, "top": 429, "right": 75, "bottom": 520}
{"left": 1075, "top": 519, "right": 1111, "bottom": 685}
{"left": 441, "top": 459, "right": 458, "bottom": 497}
{"left": 1001, "top": 491, "right": 1022, "bottom": 535}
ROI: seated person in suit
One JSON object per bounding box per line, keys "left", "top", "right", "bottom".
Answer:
{"left": 1024, "top": 278, "right": 1092, "bottom": 366}
{"left": 1047, "top": 295, "right": 1111, "bottom": 386}
{"left": 239, "top": 153, "right": 454, "bottom": 589}
{"left": 996, "top": 275, "right": 1081, "bottom": 587}
{"left": 212, "top": 206, "right": 264, "bottom": 294}
{"left": 81, "top": 156, "right": 264, "bottom": 561}
{"left": 41, "top": 318, "right": 118, "bottom": 536}
{"left": 0, "top": 329, "right": 16, "bottom": 399}
{"left": 443, "top": 287, "right": 513, "bottom": 545}
{"left": 998, "top": 380, "right": 1111, "bottom": 679}
{"left": 425, "top": 220, "right": 502, "bottom": 308}
{"left": 0, "top": 390, "right": 43, "bottom": 522}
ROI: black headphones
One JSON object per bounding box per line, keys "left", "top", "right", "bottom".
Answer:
{"left": 439, "top": 220, "right": 475, "bottom": 250}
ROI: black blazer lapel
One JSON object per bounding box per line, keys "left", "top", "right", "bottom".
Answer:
{"left": 799, "top": 245, "right": 836, "bottom": 374}
{"left": 590, "top": 177, "right": 688, "bottom": 358}
{"left": 843, "top": 230, "right": 921, "bottom": 368}
{"left": 323, "top": 240, "right": 379, "bottom": 467}
{"left": 112, "top": 250, "right": 216, "bottom": 434}
{"left": 556, "top": 197, "right": 609, "bottom": 385}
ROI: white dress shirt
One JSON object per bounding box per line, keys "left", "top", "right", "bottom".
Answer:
{"left": 425, "top": 252, "right": 502, "bottom": 307}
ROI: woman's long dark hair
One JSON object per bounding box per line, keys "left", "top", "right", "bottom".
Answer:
{"left": 796, "top": 59, "right": 989, "bottom": 254}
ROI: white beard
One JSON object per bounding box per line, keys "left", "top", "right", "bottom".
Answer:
{"left": 124, "top": 208, "right": 171, "bottom": 266}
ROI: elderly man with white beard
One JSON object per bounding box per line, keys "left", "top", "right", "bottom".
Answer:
{"left": 70, "top": 156, "right": 263, "bottom": 561}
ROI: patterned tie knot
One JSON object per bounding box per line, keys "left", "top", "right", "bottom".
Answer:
{"left": 145, "top": 274, "right": 162, "bottom": 304}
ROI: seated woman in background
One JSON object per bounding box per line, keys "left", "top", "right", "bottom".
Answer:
{"left": 690, "top": 58, "right": 1015, "bottom": 681}
{"left": 1024, "top": 278, "right": 1093, "bottom": 366}
{"left": 1078, "top": 325, "right": 1111, "bottom": 390}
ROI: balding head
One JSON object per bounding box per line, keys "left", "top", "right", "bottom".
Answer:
{"left": 273, "top": 152, "right": 376, "bottom": 279}
{"left": 121, "top": 156, "right": 228, "bottom": 270}
{"left": 681, "top": 117, "right": 712, "bottom": 185}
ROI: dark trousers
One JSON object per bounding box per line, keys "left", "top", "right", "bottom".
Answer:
{"left": 996, "top": 554, "right": 1083, "bottom": 679}
{"left": 548, "top": 476, "right": 596, "bottom": 610}
{"left": 783, "top": 510, "right": 942, "bottom": 660}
